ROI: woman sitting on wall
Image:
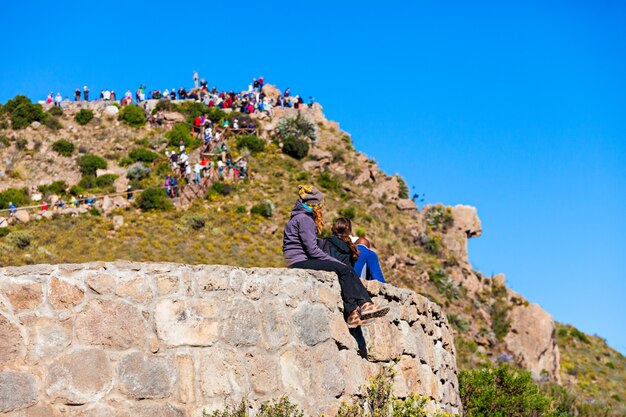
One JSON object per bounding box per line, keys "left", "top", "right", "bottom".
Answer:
{"left": 282, "top": 185, "right": 389, "bottom": 327}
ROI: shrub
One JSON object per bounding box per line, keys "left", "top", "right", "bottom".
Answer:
{"left": 276, "top": 113, "right": 317, "bottom": 142}
{"left": 429, "top": 268, "right": 464, "bottom": 300}
{"left": 48, "top": 106, "right": 63, "bottom": 116}
{"left": 77, "top": 154, "right": 107, "bottom": 176}
{"left": 181, "top": 213, "right": 206, "bottom": 230}
{"left": 44, "top": 116, "right": 63, "bottom": 130}
{"left": 94, "top": 173, "right": 118, "bottom": 188}
{"left": 52, "top": 139, "right": 75, "bottom": 156}
{"left": 210, "top": 182, "right": 234, "bottom": 197}
{"left": 119, "top": 104, "right": 146, "bottom": 127}
{"left": 355, "top": 226, "right": 366, "bottom": 238}
{"left": 569, "top": 327, "right": 590, "bottom": 344}
{"left": 8, "top": 231, "right": 31, "bottom": 249}
{"left": 0, "top": 228, "right": 9, "bottom": 238}
{"left": 420, "top": 232, "right": 441, "bottom": 254}
{"left": 281, "top": 135, "right": 309, "bottom": 159}
{"left": 75, "top": 109, "right": 94, "bottom": 125}
{"left": 0, "top": 135, "right": 10, "bottom": 147}
{"left": 137, "top": 188, "right": 172, "bottom": 211}
{"left": 127, "top": 162, "right": 152, "bottom": 180}
{"left": 119, "top": 156, "right": 134, "bottom": 166}
{"left": 295, "top": 171, "right": 308, "bottom": 181}
{"left": 69, "top": 185, "right": 85, "bottom": 196}
{"left": 491, "top": 299, "right": 511, "bottom": 341}
{"left": 459, "top": 364, "right": 551, "bottom": 417}
{"left": 154, "top": 99, "right": 171, "bottom": 112}
{"left": 250, "top": 200, "right": 274, "bottom": 218}
{"left": 447, "top": 313, "right": 468, "bottom": 332}
{"left": 38, "top": 180, "right": 68, "bottom": 196}
{"left": 317, "top": 171, "right": 341, "bottom": 191}
{"left": 236, "top": 134, "right": 265, "bottom": 154}
{"left": 165, "top": 123, "right": 192, "bottom": 148}
{"left": 338, "top": 206, "right": 356, "bottom": 220}
{"left": 425, "top": 205, "right": 454, "bottom": 232}
{"left": 2, "top": 95, "right": 32, "bottom": 115}
{"left": 16, "top": 138, "right": 27, "bottom": 150}
{"left": 397, "top": 175, "right": 409, "bottom": 199}
{"left": 128, "top": 147, "right": 158, "bottom": 163}
{"left": 11, "top": 102, "right": 45, "bottom": 129}
{"left": 0, "top": 187, "right": 30, "bottom": 209}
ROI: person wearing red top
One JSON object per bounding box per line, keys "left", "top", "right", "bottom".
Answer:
{"left": 41, "top": 200, "right": 48, "bottom": 211}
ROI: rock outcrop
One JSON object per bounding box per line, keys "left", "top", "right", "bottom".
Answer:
{"left": 0, "top": 262, "right": 461, "bottom": 416}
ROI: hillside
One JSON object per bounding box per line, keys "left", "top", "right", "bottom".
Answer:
{"left": 0, "top": 94, "right": 625, "bottom": 416}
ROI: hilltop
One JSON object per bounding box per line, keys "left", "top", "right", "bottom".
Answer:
{"left": 0, "top": 91, "right": 624, "bottom": 416}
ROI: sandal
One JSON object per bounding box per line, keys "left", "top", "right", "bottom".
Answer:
{"left": 346, "top": 309, "right": 375, "bottom": 328}
{"left": 358, "top": 302, "right": 390, "bottom": 320}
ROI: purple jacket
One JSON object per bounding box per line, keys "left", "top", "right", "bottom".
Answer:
{"left": 283, "top": 200, "right": 337, "bottom": 266}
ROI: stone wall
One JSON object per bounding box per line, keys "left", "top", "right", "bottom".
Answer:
{"left": 0, "top": 262, "right": 460, "bottom": 416}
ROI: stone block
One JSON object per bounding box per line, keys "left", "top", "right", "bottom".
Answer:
{"left": 130, "top": 403, "right": 184, "bottom": 417}
{"left": 293, "top": 303, "right": 330, "bottom": 346}
{"left": 157, "top": 275, "right": 179, "bottom": 296}
{"left": 45, "top": 348, "right": 112, "bottom": 404}
{"left": 0, "top": 371, "right": 39, "bottom": 412}
{"left": 115, "top": 276, "right": 152, "bottom": 304}
{"left": 329, "top": 314, "right": 357, "bottom": 350}
{"left": 76, "top": 299, "right": 146, "bottom": 350}
{"left": 240, "top": 274, "right": 266, "bottom": 299}
{"left": 155, "top": 299, "right": 218, "bottom": 347}
{"left": 85, "top": 273, "right": 116, "bottom": 295}
{"left": 118, "top": 352, "right": 177, "bottom": 399}
{"left": 310, "top": 341, "right": 345, "bottom": 398}
{"left": 48, "top": 277, "right": 84, "bottom": 310}
{"left": 31, "top": 317, "right": 72, "bottom": 360}
{"left": 3, "top": 282, "right": 42, "bottom": 310}
{"left": 362, "top": 320, "right": 402, "bottom": 362}
{"left": 0, "top": 314, "right": 24, "bottom": 364}
{"left": 219, "top": 299, "right": 261, "bottom": 346}
{"left": 259, "top": 300, "right": 291, "bottom": 350}
{"left": 176, "top": 354, "right": 195, "bottom": 404}
{"left": 197, "top": 345, "right": 247, "bottom": 399}
{"left": 245, "top": 351, "right": 280, "bottom": 395}
{"left": 279, "top": 347, "right": 312, "bottom": 401}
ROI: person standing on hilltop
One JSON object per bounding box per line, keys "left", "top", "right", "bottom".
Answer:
{"left": 282, "top": 185, "right": 389, "bottom": 327}
{"left": 75, "top": 88, "right": 81, "bottom": 101}
{"left": 193, "top": 71, "right": 199, "bottom": 89}
{"left": 83, "top": 86, "right": 90, "bottom": 101}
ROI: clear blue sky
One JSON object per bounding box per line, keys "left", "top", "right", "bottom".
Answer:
{"left": 2, "top": 1, "right": 625, "bottom": 353}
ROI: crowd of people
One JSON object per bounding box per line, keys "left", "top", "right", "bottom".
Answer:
{"left": 45, "top": 73, "right": 314, "bottom": 117}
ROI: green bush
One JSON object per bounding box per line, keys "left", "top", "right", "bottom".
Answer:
{"left": 136, "top": 188, "right": 172, "bottom": 211}
{"left": 38, "top": 180, "right": 68, "bottom": 196}
{"left": 154, "top": 99, "right": 171, "bottom": 112}
{"left": 425, "top": 205, "right": 454, "bottom": 232}
{"left": 447, "top": 313, "right": 469, "bottom": 332}
{"left": 0, "top": 187, "right": 30, "bottom": 209}
{"left": 127, "top": 162, "right": 152, "bottom": 180}
{"left": 0, "top": 228, "right": 9, "bottom": 238}
{"left": 16, "top": 138, "right": 27, "bottom": 150}
{"left": 338, "top": 206, "right": 356, "bottom": 220}
{"left": 420, "top": 232, "right": 441, "bottom": 254}
{"left": 119, "top": 104, "right": 146, "bottom": 127}
{"left": 459, "top": 364, "right": 552, "bottom": 417}
{"left": 429, "top": 268, "right": 464, "bottom": 300}
{"left": 75, "top": 109, "right": 94, "bottom": 125}
{"left": 317, "top": 171, "right": 341, "bottom": 191}
{"left": 52, "top": 139, "right": 75, "bottom": 156}
{"left": 210, "top": 182, "right": 234, "bottom": 196}
{"left": 236, "top": 134, "right": 265, "bottom": 154}
{"left": 129, "top": 147, "right": 158, "bottom": 163}
{"left": 277, "top": 113, "right": 317, "bottom": 142}
{"left": 2, "top": 95, "right": 32, "bottom": 115}
{"left": 48, "top": 106, "right": 63, "bottom": 116}
{"left": 397, "top": 175, "right": 409, "bottom": 199}
{"left": 181, "top": 213, "right": 206, "bottom": 230}
{"left": 11, "top": 102, "right": 45, "bottom": 129}
{"left": 8, "top": 231, "right": 31, "bottom": 249}
{"left": 44, "top": 116, "right": 63, "bottom": 130}
{"left": 69, "top": 185, "right": 85, "bottom": 196}
{"left": 250, "top": 200, "right": 274, "bottom": 218}
{"left": 94, "top": 173, "right": 118, "bottom": 188}
{"left": 77, "top": 154, "right": 107, "bottom": 176}
{"left": 281, "top": 135, "right": 309, "bottom": 160}
{"left": 165, "top": 123, "right": 192, "bottom": 148}
{"left": 119, "top": 156, "right": 134, "bottom": 167}
{"left": 0, "top": 135, "right": 10, "bottom": 148}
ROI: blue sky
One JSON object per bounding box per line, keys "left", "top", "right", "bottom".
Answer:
{"left": 2, "top": 1, "right": 625, "bottom": 353}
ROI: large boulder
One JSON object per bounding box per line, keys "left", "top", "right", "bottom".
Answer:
{"left": 261, "top": 84, "right": 281, "bottom": 100}
{"left": 103, "top": 105, "right": 119, "bottom": 118}
{"left": 14, "top": 210, "right": 30, "bottom": 223}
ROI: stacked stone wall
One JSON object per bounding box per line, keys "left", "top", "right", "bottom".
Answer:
{"left": 0, "top": 262, "right": 460, "bottom": 416}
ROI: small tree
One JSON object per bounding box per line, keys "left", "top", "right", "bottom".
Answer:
{"left": 136, "top": 188, "right": 172, "bottom": 211}
{"left": 52, "top": 139, "right": 75, "bottom": 156}
{"left": 282, "top": 135, "right": 309, "bottom": 160}
{"left": 119, "top": 104, "right": 146, "bottom": 127}
{"left": 77, "top": 154, "right": 107, "bottom": 176}
{"left": 75, "top": 109, "right": 94, "bottom": 125}
{"left": 236, "top": 134, "right": 265, "bottom": 154}
{"left": 165, "top": 123, "right": 192, "bottom": 148}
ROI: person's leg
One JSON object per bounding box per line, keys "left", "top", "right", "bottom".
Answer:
{"left": 292, "top": 259, "right": 370, "bottom": 315}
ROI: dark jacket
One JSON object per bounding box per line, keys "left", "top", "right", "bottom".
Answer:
{"left": 318, "top": 236, "right": 354, "bottom": 267}
{"left": 282, "top": 200, "right": 336, "bottom": 266}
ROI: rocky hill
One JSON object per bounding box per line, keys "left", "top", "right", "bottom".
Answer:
{"left": 0, "top": 94, "right": 624, "bottom": 415}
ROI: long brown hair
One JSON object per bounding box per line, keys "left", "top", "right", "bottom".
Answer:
{"left": 332, "top": 217, "right": 360, "bottom": 261}
{"left": 312, "top": 207, "right": 324, "bottom": 235}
